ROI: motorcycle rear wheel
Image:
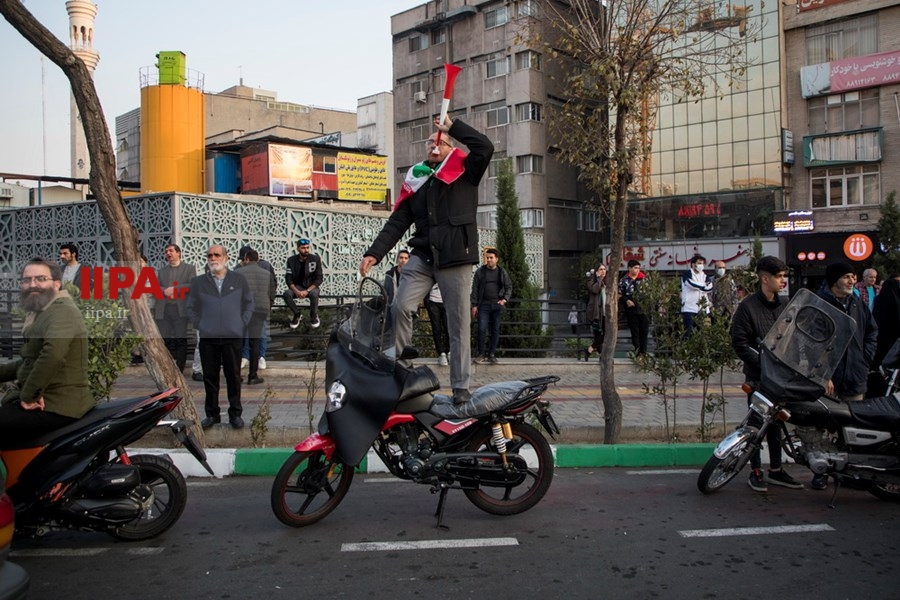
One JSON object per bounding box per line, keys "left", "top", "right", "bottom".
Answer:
{"left": 697, "top": 439, "right": 754, "bottom": 494}
{"left": 271, "top": 450, "right": 354, "bottom": 527}
{"left": 867, "top": 482, "right": 900, "bottom": 502}
{"left": 109, "top": 454, "right": 187, "bottom": 541}
{"left": 463, "top": 421, "right": 554, "bottom": 516}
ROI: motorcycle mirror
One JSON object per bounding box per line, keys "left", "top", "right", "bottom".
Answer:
{"left": 399, "top": 346, "right": 419, "bottom": 361}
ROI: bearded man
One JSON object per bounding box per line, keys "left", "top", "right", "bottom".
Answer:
{"left": 0, "top": 258, "right": 93, "bottom": 449}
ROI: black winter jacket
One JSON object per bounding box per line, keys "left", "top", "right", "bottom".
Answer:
{"left": 187, "top": 270, "right": 254, "bottom": 339}
{"left": 729, "top": 289, "right": 787, "bottom": 384}
{"left": 285, "top": 253, "right": 324, "bottom": 291}
{"left": 817, "top": 284, "right": 878, "bottom": 396}
{"left": 364, "top": 119, "right": 494, "bottom": 269}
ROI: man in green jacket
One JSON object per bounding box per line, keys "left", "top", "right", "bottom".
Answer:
{"left": 0, "top": 258, "right": 93, "bottom": 449}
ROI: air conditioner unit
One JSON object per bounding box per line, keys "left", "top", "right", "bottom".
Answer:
{"left": 414, "top": 91, "right": 427, "bottom": 103}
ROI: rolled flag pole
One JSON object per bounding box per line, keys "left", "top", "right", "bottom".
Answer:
{"left": 433, "top": 63, "right": 462, "bottom": 153}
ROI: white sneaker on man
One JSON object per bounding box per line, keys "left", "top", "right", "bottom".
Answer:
{"left": 240, "top": 358, "right": 249, "bottom": 370}
{"left": 438, "top": 353, "right": 448, "bottom": 366}
{"left": 259, "top": 357, "right": 267, "bottom": 370}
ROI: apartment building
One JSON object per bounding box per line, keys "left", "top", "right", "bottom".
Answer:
{"left": 781, "top": 0, "right": 899, "bottom": 286}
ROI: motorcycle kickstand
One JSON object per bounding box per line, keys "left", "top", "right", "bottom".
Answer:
{"left": 432, "top": 483, "right": 451, "bottom": 531}
{"left": 827, "top": 477, "right": 841, "bottom": 509}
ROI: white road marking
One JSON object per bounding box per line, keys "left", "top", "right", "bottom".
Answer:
{"left": 11, "top": 548, "right": 109, "bottom": 557}
{"left": 363, "top": 477, "right": 409, "bottom": 483}
{"left": 342, "top": 537, "right": 519, "bottom": 552}
{"left": 126, "top": 547, "right": 166, "bottom": 555}
{"left": 627, "top": 469, "right": 699, "bottom": 475}
{"left": 678, "top": 524, "right": 835, "bottom": 538}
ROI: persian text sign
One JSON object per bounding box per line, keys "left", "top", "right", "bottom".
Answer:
{"left": 801, "top": 50, "right": 900, "bottom": 98}
{"left": 337, "top": 153, "right": 388, "bottom": 202}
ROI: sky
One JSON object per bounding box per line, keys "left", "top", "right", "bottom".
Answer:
{"left": 0, "top": 0, "right": 416, "bottom": 181}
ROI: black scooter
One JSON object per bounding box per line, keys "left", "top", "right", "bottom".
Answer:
{"left": 1, "top": 388, "right": 212, "bottom": 541}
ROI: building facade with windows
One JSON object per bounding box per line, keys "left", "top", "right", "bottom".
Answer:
{"left": 391, "top": 0, "right": 600, "bottom": 299}
{"left": 781, "top": 0, "right": 899, "bottom": 285}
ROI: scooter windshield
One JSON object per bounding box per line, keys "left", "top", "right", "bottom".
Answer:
{"left": 759, "top": 288, "right": 855, "bottom": 397}
{"left": 337, "top": 277, "right": 396, "bottom": 369}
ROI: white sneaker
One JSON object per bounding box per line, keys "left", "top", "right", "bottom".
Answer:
{"left": 258, "top": 357, "right": 267, "bottom": 370}
{"left": 240, "top": 358, "right": 249, "bottom": 370}
{"left": 310, "top": 318, "right": 321, "bottom": 329}
{"left": 438, "top": 353, "right": 448, "bottom": 366}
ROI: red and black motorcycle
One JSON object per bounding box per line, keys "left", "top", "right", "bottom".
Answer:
{"left": 1, "top": 389, "right": 212, "bottom": 541}
{"left": 271, "top": 278, "right": 559, "bottom": 528}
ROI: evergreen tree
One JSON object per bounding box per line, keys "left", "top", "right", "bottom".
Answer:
{"left": 494, "top": 159, "right": 550, "bottom": 355}
{"left": 874, "top": 191, "right": 900, "bottom": 278}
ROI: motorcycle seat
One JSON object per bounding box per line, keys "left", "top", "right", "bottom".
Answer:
{"left": 849, "top": 394, "right": 900, "bottom": 430}
{"left": 14, "top": 394, "right": 171, "bottom": 450}
{"left": 398, "top": 365, "right": 440, "bottom": 402}
{"left": 430, "top": 380, "right": 532, "bottom": 419}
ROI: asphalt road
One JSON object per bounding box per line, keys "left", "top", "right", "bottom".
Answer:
{"left": 12, "top": 469, "right": 900, "bottom": 599}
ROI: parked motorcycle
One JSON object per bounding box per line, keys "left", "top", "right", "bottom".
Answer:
{"left": 697, "top": 288, "right": 900, "bottom": 502}
{"left": 271, "top": 278, "right": 560, "bottom": 528}
{"left": 1, "top": 388, "right": 213, "bottom": 541}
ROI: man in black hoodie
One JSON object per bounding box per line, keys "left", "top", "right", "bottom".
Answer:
{"left": 358, "top": 116, "right": 493, "bottom": 405}
{"left": 730, "top": 256, "right": 803, "bottom": 493}
{"left": 187, "top": 245, "right": 254, "bottom": 430}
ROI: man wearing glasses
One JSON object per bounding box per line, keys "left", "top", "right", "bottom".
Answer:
{"left": 283, "top": 237, "right": 324, "bottom": 329}
{"left": 0, "top": 258, "right": 93, "bottom": 448}
{"left": 187, "top": 245, "right": 254, "bottom": 429}
{"left": 359, "top": 115, "right": 494, "bottom": 405}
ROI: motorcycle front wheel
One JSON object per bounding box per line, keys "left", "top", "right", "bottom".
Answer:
{"left": 271, "top": 450, "right": 354, "bottom": 527}
{"left": 697, "top": 436, "right": 755, "bottom": 494}
{"left": 110, "top": 454, "right": 187, "bottom": 541}
{"left": 463, "top": 421, "right": 554, "bottom": 516}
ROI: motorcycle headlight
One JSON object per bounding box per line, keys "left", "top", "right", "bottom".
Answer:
{"left": 749, "top": 392, "right": 774, "bottom": 417}
{"left": 325, "top": 381, "right": 347, "bottom": 413}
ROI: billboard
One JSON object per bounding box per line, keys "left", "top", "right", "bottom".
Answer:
{"left": 268, "top": 144, "right": 313, "bottom": 197}
{"left": 337, "top": 153, "right": 388, "bottom": 202}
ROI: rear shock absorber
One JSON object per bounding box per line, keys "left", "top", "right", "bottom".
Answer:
{"left": 491, "top": 422, "right": 508, "bottom": 465}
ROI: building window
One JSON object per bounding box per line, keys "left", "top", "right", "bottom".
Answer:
{"left": 520, "top": 208, "right": 544, "bottom": 228}
{"left": 516, "top": 154, "right": 544, "bottom": 174}
{"left": 477, "top": 207, "right": 498, "bottom": 229}
{"left": 806, "top": 13, "right": 877, "bottom": 64}
{"left": 474, "top": 100, "right": 509, "bottom": 128}
{"left": 516, "top": 102, "right": 543, "bottom": 122}
{"left": 517, "top": 0, "right": 539, "bottom": 18}
{"left": 431, "top": 28, "right": 446, "bottom": 45}
{"left": 807, "top": 89, "right": 879, "bottom": 135}
{"left": 313, "top": 155, "right": 337, "bottom": 174}
{"left": 485, "top": 56, "right": 510, "bottom": 79}
{"left": 484, "top": 5, "right": 509, "bottom": 29}
{"left": 432, "top": 70, "right": 445, "bottom": 93}
{"left": 810, "top": 164, "right": 880, "bottom": 208}
{"left": 409, "top": 33, "right": 429, "bottom": 53}
{"left": 578, "top": 209, "right": 600, "bottom": 232}
{"left": 515, "top": 50, "right": 541, "bottom": 71}
{"left": 487, "top": 156, "right": 508, "bottom": 178}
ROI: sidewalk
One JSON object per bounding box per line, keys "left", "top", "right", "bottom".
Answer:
{"left": 116, "top": 357, "right": 748, "bottom": 448}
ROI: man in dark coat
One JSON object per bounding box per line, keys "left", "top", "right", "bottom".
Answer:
{"left": 0, "top": 259, "right": 93, "bottom": 448}
{"left": 237, "top": 249, "right": 276, "bottom": 385}
{"left": 153, "top": 243, "right": 196, "bottom": 372}
{"left": 187, "top": 245, "right": 254, "bottom": 429}
{"left": 358, "top": 116, "right": 494, "bottom": 405}
{"left": 283, "top": 238, "right": 324, "bottom": 329}
{"left": 811, "top": 261, "right": 878, "bottom": 489}
{"left": 730, "top": 256, "right": 802, "bottom": 493}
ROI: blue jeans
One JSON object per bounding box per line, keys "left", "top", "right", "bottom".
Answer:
{"left": 477, "top": 302, "right": 503, "bottom": 357}
{"left": 242, "top": 321, "right": 269, "bottom": 360}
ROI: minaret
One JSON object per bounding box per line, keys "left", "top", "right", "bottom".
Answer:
{"left": 66, "top": 0, "right": 100, "bottom": 193}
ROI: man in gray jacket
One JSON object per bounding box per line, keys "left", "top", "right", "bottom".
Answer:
{"left": 187, "top": 245, "right": 254, "bottom": 429}
{"left": 153, "top": 243, "right": 196, "bottom": 372}
{"left": 238, "top": 249, "right": 276, "bottom": 385}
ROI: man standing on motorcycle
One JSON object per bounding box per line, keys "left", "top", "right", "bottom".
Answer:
{"left": 358, "top": 115, "right": 493, "bottom": 406}
{"left": 0, "top": 258, "right": 93, "bottom": 448}
{"left": 730, "top": 256, "right": 804, "bottom": 492}
{"left": 812, "top": 261, "right": 879, "bottom": 489}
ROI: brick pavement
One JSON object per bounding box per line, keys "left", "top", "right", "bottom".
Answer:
{"left": 115, "top": 357, "right": 749, "bottom": 448}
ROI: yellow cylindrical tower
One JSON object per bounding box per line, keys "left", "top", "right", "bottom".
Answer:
{"left": 140, "top": 53, "right": 205, "bottom": 193}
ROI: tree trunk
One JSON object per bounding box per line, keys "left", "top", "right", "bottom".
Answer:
{"left": 1, "top": 1, "right": 204, "bottom": 444}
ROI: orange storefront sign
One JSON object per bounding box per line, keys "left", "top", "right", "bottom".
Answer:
{"left": 843, "top": 233, "right": 873, "bottom": 261}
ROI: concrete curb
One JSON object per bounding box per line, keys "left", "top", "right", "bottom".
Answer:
{"left": 134, "top": 444, "right": 719, "bottom": 478}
